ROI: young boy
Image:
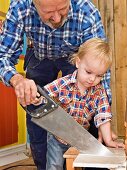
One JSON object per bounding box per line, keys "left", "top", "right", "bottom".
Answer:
{"left": 35, "top": 38, "right": 125, "bottom": 170}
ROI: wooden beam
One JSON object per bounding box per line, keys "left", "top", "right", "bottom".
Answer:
{"left": 114, "top": 0, "right": 127, "bottom": 136}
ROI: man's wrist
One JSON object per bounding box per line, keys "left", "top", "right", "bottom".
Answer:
{"left": 10, "top": 74, "right": 24, "bottom": 87}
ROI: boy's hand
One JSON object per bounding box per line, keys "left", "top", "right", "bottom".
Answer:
{"left": 105, "top": 140, "right": 125, "bottom": 149}
{"left": 98, "top": 128, "right": 125, "bottom": 148}
{"left": 98, "top": 129, "right": 117, "bottom": 143}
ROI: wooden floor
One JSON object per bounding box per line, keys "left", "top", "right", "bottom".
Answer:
{"left": 0, "top": 157, "right": 37, "bottom": 170}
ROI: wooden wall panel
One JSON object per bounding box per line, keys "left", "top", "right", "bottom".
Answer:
{"left": 97, "top": 0, "right": 117, "bottom": 133}
{"left": 93, "top": 0, "right": 127, "bottom": 137}
{"left": 0, "top": 83, "right": 18, "bottom": 147}
{"left": 114, "top": 0, "right": 127, "bottom": 136}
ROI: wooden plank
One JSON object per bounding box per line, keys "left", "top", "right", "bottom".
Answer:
{"left": 0, "top": 157, "right": 36, "bottom": 170}
{"left": 66, "top": 159, "right": 74, "bottom": 170}
{"left": 73, "top": 148, "right": 126, "bottom": 169}
{"left": 93, "top": 1, "right": 117, "bottom": 133}
{"left": 96, "top": 0, "right": 127, "bottom": 137}
{"left": 95, "top": 1, "right": 117, "bottom": 133}
{"left": 106, "top": 0, "right": 117, "bottom": 133}
{"left": 0, "top": 83, "right": 18, "bottom": 147}
{"left": 114, "top": 0, "right": 127, "bottom": 136}
{"left": 63, "top": 147, "right": 81, "bottom": 170}
{"left": 114, "top": 0, "right": 127, "bottom": 68}
{"left": 64, "top": 147, "right": 126, "bottom": 170}
{"left": 98, "top": 0, "right": 107, "bottom": 33}
{"left": 63, "top": 147, "right": 79, "bottom": 159}
{"left": 116, "top": 69, "right": 127, "bottom": 136}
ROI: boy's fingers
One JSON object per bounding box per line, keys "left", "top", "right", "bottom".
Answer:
{"left": 117, "top": 143, "right": 125, "bottom": 149}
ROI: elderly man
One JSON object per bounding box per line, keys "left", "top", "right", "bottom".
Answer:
{"left": 0, "top": 0, "right": 111, "bottom": 169}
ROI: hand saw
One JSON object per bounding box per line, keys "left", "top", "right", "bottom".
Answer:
{"left": 23, "top": 85, "right": 125, "bottom": 162}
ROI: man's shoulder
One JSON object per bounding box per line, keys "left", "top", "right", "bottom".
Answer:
{"left": 71, "top": 0, "right": 96, "bottom": 13}
{"left": 9, "top": 0, "right": 33, "bottom": 12}
{"left": 7, "top": 0, "right": 35, "bottom": 20}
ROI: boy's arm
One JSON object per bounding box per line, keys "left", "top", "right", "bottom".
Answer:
{"left": 95, "top": 87, "right": 124, "bottom": 148}
{"left": 98, "top": 128, "right": 117, "bottom": 143}
{"left": 99, "top": 121, "right": 125, "bottom": 148}
{"left": 99, "top": 121, "right": 112, "bottom": 145}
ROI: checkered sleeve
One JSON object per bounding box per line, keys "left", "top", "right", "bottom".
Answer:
{"left": 94, "top": 88, "right": 112, "bottom": 128}
{"left": 0, "top": 0, "right": 26, "bottom": 86}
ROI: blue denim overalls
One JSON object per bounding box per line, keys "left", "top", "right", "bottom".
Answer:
{"left": 24, "top": 47, "right": 76, "bottom": 170}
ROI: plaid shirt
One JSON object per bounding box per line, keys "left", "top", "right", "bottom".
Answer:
{"left": 44, "top": 70, "right": 112, "bottom": 129}
{"left": 0, "top": 0, "right": 111, "bottom": 103}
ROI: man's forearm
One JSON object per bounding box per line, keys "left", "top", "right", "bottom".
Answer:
{"left": 10, "top": 74, "right": 24, "bottom": 87}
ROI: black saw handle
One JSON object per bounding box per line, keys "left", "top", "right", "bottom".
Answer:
{"left": 23, "top": 85, "right": 58, "bottom": 118}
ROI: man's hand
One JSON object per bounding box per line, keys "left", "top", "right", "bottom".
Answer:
{"left": 10, "top": 74, "right": 38, "bottom": 107}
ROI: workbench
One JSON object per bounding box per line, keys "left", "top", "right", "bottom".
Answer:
{"left": 63, "top": 147, "right": 126, "bottom": 170}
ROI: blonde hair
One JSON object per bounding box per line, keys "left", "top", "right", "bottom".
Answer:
{"left": 70, "top": 38, "right": 112, "bottom": 68}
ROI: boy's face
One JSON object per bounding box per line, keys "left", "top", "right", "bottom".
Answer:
{"left": 33, "top": 0, "right": 70, "bottom": 29}
{"left": 76, "top": 52, "right": 109, "bottom": 92}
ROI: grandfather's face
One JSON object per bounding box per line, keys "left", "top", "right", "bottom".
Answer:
{"left": 33, "top": 0, "right": 70, "bottom": 29}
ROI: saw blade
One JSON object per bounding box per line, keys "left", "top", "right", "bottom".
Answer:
{"left": 31, "top": 106, "right": 114, "bottom": 156}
